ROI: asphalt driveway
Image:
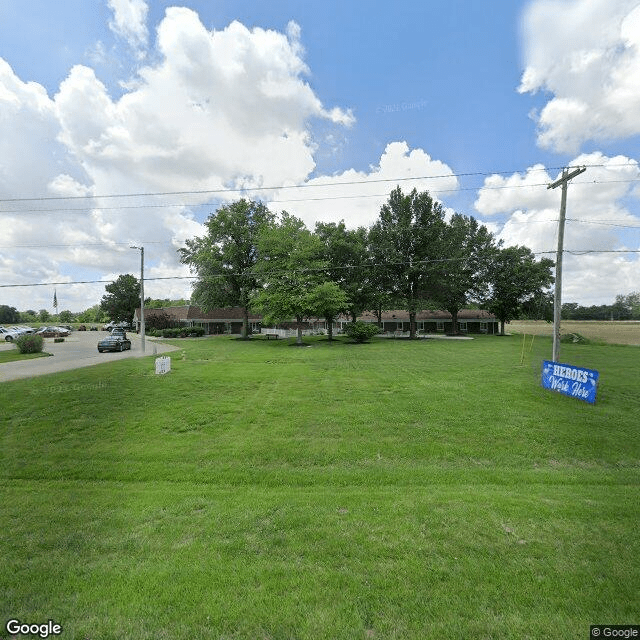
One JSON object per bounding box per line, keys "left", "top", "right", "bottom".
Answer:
{"left": 0, "top": 331, "right": 179, "bottom": 382}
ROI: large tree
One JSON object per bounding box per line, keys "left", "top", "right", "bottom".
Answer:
{"left": 0, "top": 305, "right": 19, "bottom": 324}
{"left": 369, "top": 187, "right": 447, "bottom": 338}
{"left": 433, "top": 213, "right": 496, "bottom": 333}
{"left": 179, "top": 199, "right": 275, "bottom": 339}
{"left": 485, "top": 246, "right": 554, "bottom": 334}
{"left": 100, "top": 274, "right": 141, "bottom": 323}
{"left": 315, "top": 221, "right": 374, "bottom": 322}
{"left": 252, "top": 213, "right": 348, "bottom": 345}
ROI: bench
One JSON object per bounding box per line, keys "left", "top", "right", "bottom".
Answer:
{"left": 265, "top": 333, "right": 279, "bottom": 340}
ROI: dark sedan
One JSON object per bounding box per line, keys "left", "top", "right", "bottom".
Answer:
{"left": 97, "top": 335, "right": 132, "bottom": 353}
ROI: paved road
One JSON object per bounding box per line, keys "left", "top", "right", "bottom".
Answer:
{"left": 0, "top": 331, "right": 179, "bottom": 382}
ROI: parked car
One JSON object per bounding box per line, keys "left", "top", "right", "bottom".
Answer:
{"left": 103, "top": 321, "right": 131, "bottom": 331}
{"left": 36, "top": 326, "right": 70, "bottom": 338}
{"left": 10, "top": 326, "right": 34, "bottom": 334}
{"left": 110, "top": 327, "right": 127, "bottom": 339}
{"left": 0, "top": 327, "right": 22, "bottom": 341}
{"left": 97, "top": 335, "right": 132, "bottom": 353}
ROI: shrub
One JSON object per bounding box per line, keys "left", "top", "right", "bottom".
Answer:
{"left": 15, "top": 334, "right": 44, "bottom": 354}
{"left": 344, "top": 321, "right": 380, "bottom": 343}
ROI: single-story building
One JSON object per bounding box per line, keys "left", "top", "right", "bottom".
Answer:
{"left": 133, "top": 306, "right": 499, "bottom": 335}
{"left": 338, "top": 309, "right": 499, "bottom": 335}
{"left": 132, "top": 306, "right": 262, "bottom": 335}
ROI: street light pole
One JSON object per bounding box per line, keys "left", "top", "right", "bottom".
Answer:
{"left": 130, "top": 245, "right": 145, "bottom": 353}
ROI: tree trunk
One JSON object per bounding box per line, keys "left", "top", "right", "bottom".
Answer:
{"left": 500, "top": 319, "right": 506, "bottom": 335}
{"left": 451, "top": 309, "right": 459, "bottom": 335}
{"left": 327, "top": 315, "right": 334, "bottom": 342}
{"left": 409, "top": 310, "right": 416, "bottom": 339}
{"left": 296, "top": 315, "right": 303, "bottom": 345}
{"left": 241, "top": 307, "right": 249, "bottom": 339}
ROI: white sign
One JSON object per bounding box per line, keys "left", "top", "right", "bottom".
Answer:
{"left": 155, "top": 356, "right": 171, "bottom": 375}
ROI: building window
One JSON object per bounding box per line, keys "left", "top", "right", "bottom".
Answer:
{"left": 480, "top": 322, "right": 488, "bottom": 333}
{"left": 458, "top": 321, "right": 468, "bottom": 332}
{"left": 436, "top": 321, "right": 445, "bottom": 332}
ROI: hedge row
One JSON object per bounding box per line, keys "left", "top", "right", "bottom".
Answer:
{"left": 146, "top": 327, "right": 205, "bottom": 338}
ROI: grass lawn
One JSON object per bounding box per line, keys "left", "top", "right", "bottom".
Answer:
{"left": 1, "top": 334, "right": 638, "bottom": 639}
{"left": 0, "top": 348, "right": 51, "bottom": 364}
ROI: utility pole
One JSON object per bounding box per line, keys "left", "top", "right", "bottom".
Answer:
{"left": 547, "top": 166, "right": 586, "bottom": 363}
{"left": 130, "top": 245, "right": 145, "bottom": 353}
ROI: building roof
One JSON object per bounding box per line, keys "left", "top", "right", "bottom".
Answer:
{"left": 133, "top": 305, "right": 261, "bottom": 322}
{"left": 353, "top": 309, "right": 497, "bottom": 322}
{"left": 133, "top": 306, "right": 496, "bottom": 323}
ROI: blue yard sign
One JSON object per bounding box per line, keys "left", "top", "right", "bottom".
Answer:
{"left": 541, "top": 361, "right": 599, "bottom": 404}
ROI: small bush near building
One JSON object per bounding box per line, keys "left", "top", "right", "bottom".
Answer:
{"left": 344, "top": 321, "right": 379, "bottom": 343}
{"left": 15, "top": 334, "right": 44, "bottom": 354}
{"left": 146, "top": 326, "right": 205, "bottom": 338}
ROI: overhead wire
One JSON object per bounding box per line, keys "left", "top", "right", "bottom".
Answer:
{"left": 2, "top": 250, "right": 639, "bottom": 289}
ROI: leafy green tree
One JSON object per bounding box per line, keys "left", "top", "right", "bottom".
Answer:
{"left": 485, "top": 246, "right": 554, "bottom": 334}
{"left": 77, "top": 304, "right": 109, "bottom": 323}
{"left": 100, "top": 274, "right": 141, "bottom": 323}
{"left": 433, "top": 213, "right": 495, "bottom": 333}
{"left": 179, "top": 199, "right": 275, "bottom": 339}
{"left": 20, "top": 310, "right": 38, "bottom": 323}
{"left": 38, "top": 309, "right": 50, "bottom": 322}
{"left": 0, "top": 305, "right": 19, "bottom": 323}
{"left": 145, "top": 298, "right": 190, "bottom": 309}
{"left": 58, "top": 310, "right": 75, "bottom": 323}
{"left": 315, "top": 221, "right": 373, "bottom": 322}
{"left": 252, "top": 213, "right": 340, "bottom": 345}
{"left": 307, "top": 281, "right": 349, "bottom": 341}
{"left": 369, "top": 187, "right": 447, "bottom": 338}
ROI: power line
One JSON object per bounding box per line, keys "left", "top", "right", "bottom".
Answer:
{"left": 2, "top": 250, "right": 638, "bottom": 289}
{"left": 0, "top": 161, "right": 637, "bottom": 206}
{"left": 2, "top": 176, "right": 640, "bottom": 217}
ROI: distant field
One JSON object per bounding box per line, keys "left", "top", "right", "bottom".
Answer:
{"left": 1, "top": 334, "right": 639, "bottom": 639}
{"left": 509, "top": 319, "right": 640, "bottom": 345}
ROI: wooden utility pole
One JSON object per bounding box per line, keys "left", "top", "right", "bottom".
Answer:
{"left": 547, "top": 166, "right": 586, "bottom": 363}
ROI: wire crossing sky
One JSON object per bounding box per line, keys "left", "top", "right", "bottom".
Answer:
{"left": 0, "top": 0, "right": 639, "bottom": 311}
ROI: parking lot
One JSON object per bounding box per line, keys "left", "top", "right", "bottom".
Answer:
{"left": 0, "top": 330, "right": 178, "bottom": 382}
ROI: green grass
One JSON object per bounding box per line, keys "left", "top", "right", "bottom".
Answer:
{"left": 1, "top": 335, "right": 638, "bottom": 639}
{"left": 0, "top": 348, "right": 51, "bottom": 363}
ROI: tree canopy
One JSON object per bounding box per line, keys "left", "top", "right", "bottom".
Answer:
{"left": 368, "top": 187, "right": 447, "bottom": 338}
{"left": 179, "top": 199, "right": 274, "bottom": 338}
{"left": 100, "top": 274, "right": 141, "bottom": 323}
{"left": 485, "top": 246, "right": 555, "bottom": 334}
{"left": 251, "top": 212, "right": 345, "bottom": 344}
{"left": 169, "top": 191, "right": 562, "bottom": 338}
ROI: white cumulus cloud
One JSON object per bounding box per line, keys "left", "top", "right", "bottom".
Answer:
{"left": 0, "top": 8, "right": 358, "bottom": 311}
{"left": 520, "top": 0, "right": 640, "bottom": 152}
{"left": 269, "top": 141, "right": 459, "bottom": 230}
{"left": 475, "top": 152, "right": 640, "bottom": 304}
{"left": 107, "top": 0, "right": 149, "bottom": 56}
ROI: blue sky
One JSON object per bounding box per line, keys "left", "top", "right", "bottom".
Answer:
{"left": 1, "top": 0, "right": 639, "bottom": 312}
